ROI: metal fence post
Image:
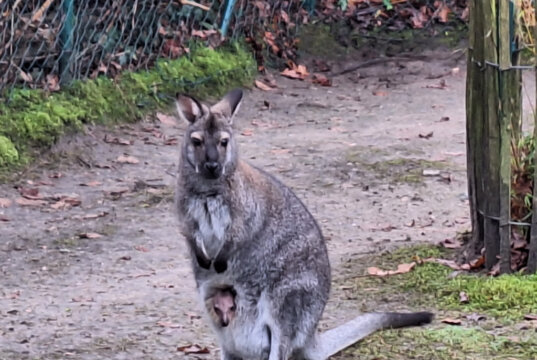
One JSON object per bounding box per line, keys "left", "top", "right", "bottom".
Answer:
{"left": 59, "top": 0, "right": 75, "bottom": 84}
{"left": 220, "top": 0, "right": 237, "bottom": 38}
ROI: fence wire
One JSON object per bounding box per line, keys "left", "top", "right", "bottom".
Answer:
{"left": 0, "top": 0, "right": 306, "bottom": 96}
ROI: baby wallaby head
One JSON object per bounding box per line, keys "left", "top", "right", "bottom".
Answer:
{"left": 176, "top": 89, "right": 243, "bottom": 180}
{"left": 212, "top": 287, "right": 236, "bottom": 327}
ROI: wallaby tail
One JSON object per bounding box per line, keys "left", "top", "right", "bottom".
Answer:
{"left": 315, "top": 312, "right": 433, "bottom": 359}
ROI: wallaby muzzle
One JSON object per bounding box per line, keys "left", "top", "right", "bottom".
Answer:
{"left": 203, "top": 161, "right": 222, "bottom": 179}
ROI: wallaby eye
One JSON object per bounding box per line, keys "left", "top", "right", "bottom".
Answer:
{"left": 220, "top": 139, "right": 228, "bottom": 147}
{"left": 191, "top": 137, "right": 203, "bottom": 147}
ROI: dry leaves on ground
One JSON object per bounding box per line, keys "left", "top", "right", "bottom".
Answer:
{"left": 255, "top": 79, "right": 275, "bottom": 91}
{"left": 16, "top": 198, "right": 47, "bottom": 207}
{"left": 281, "top": 64, "right": 309, "bottom": 80}
{"left": 78, "top": 232, "right": 103, "bottom": 239}
{"left": 116, "top": 155, "right": 140, "bottom": 164}
{"left": 0, "top": 198, "right": 12, "bottom": 208}
{"left": 156, "top": 113, "right": 177, "bottom": 127}
{"left": 441, "top": 317, "right": 462, "bottom": 325}
{"left": 177, "top": 344, "right": 210, "bottom": 354}
{"left": 367, "top": 262, "right": 416, "bottom": 276}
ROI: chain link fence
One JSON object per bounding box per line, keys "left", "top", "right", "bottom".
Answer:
{"left": 0, "top": 0, "right": 307, "bottom": 96}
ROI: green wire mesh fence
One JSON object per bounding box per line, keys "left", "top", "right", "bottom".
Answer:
{"left": 0, "top": 0, "right": 308, "bottom": 96}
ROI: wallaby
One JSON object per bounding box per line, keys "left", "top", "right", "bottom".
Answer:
{"left": 174, "top": 89, "right": 433, "bottom": 360}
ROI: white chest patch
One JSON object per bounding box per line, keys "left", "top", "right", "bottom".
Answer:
{"left": 187, "top": 196, "right": 231, "bottom": 260}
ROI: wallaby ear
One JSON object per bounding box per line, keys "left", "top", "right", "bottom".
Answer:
{"left": 176, "top": 94, "right": 204, "bottom": 124}
{"left": 210, "top": 88, "right": 243, "bottom": 124}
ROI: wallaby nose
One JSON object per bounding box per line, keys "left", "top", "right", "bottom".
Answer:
{"left": 205, "top": 162, "right": 219, "bottom": 173}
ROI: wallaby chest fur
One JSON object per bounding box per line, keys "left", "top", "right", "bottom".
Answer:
{"left": 185, "top": 195, "right": 231, "bottom": 260}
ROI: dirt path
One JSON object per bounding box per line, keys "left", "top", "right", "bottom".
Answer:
{"left": 1, "top": 49, "right": 469, "bottom": 359}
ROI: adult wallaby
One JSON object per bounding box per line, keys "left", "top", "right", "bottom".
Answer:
{"left": 174, "top": 89, "right": 433, "bottom": 360}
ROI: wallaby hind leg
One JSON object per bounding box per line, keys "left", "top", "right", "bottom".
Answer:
{"left": 269, "top": 289, "right": 324, "bottom": 360}
{"left": 221, "top": 350, "right": 242, "bottom": 360}
{"left": 266, "top": 324, "right": 293, "bottom": 360}
{"left": 295, "top": 335, "right": 324, "bottom": 360}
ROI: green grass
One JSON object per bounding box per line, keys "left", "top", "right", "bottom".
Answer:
{"left": 343, "top": 325, "right": 537, "bottom": 360}
{"left": 355, "top": 244, "right": 537, "bottom": 320}
{"left": 0, "top": 42, "right": 256, "bottom": 170}
{"left": 337, "top": 244, "right": 537, "bottom": 359}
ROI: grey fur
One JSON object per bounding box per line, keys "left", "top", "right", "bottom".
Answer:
{"left": 175, "top": 89, "right": 433, "bottom": 360}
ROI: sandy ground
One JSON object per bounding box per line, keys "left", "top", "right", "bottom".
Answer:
{"left": 1, "top": 47, "right": 476, "bottom": 359}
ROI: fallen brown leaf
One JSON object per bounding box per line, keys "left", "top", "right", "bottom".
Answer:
{"left": 45, "top": 74, "right": 60, "bottom": 92}
{"left": 104, "top": 135, "right": 132, "bottom": 146}
{"left": 134, "top": 245, "right": 149, "bottom": 252}
{"left": 367, "top": 262, "right": 416, "bottom": 277}
{"left": 241, "top": 129, "right": 254, "bottom": 136}
{"left": 469, "top": 256, "right": 485, "bottom": 269}
{"left": 405, "top": 219, "right": 416, "bottom": 227}
{"left": 117, "top": 155, "right": 140, "bottom": 164}
{"left": 78, "top": 232, "right": 103, "bottom": 239}
{"left": 156, "top": 321, "right": 181, "bottom": 328}
{"left": 16, "top": 198, "right": 47, "bottom": 207}
{"left": 177, "top": 344, "right": 210, "bottom": 354}
{"left": 311, "top": 73, "right": 332, "bottom": 87}
{"left": 423, "top": 258, "right": 463, "bottom": 270}
{"left": 488, "top": 262, "right": 500, "bottom": 276}
{"left": 512, "top": 237, "right": 528, "bottom": 250}
{"left": 419, "top": 131, "right": 434, "bottom": 139}
{"left": 312, "top": 59, "right": 331, "bottom": 72}
{"left": 436, "top": 4, "right": 450, "bottom": 23}
{"left": 441, "top": 238, "right": 462, "bottom": 249}
{"left": 370, "top": 224, "right": 397, "bottom": 232}
{"left": 255, "top": 80, "right": 274, "bottom": 91}
{"left": 105, "top": 187, "right": 130, "bottom": 199}
{"left": 280, "top": 64, "right": 309, "bottom": 80}
{"left": 72, "top": 211, "right": 109, "bottom": 220}
{"left": 48, "top": 172, "right": 63, "bottom": 178}
{"left": 426, "top": 79, "right": 447, "bottom": 89}
{"left": 0, "top": 198, "right": 12, "bottom": 208}
{"left": 79, "top": 181, "right": 102, "bottom": 187}
{"left": 71, "top": 296, "right": 94, "bottom": 303}
{"left": 459, "top": 291, "right": 469, "bottom": 304}
{"left": 441, "top": 317, "right": 462, "bottom": 325}
{"left": 156, "top": 112, "right": 177, "bottom": 126}
{"left": 50, "top": 195, "right": 81, "bottom": 210}
{"left": 422, "top": 169, "right": 441, "bottom": 176}
{"left": 524, "top": 314, "right": 537, "bottom": 321}
{"left": 465, "top": 313, "right": 486, "bottom": 322}
{"left": 191, "top": 29, "right": 218, "bottom": 39}
{"left": 0, "top": 215, "right": 10, "bottom": 222}
{"left": 185, "top": 311, "right": 202, "bottom": 320}
{"left": 20, "top": 70, "right": 32, "bottom": 83}
{"left": 271, "top": 148, "right": 291, "bottom": 155}
{"left": 164, "top": 137, "right": 178, "bottom": 146}
{"left": 372, "top": 90, "right": 388, "bottom": 96}
{"left": 18, "top": 187, "right": 42, "bottom": 200}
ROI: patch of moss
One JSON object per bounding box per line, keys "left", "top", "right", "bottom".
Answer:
{"left": 0, "top": 42, "right": 256, "bottom": 170}
{"left": 349, "top": 25, "right": 468, "bottom": 54}
{"left": 345, "top": 152, "right": 449, "bottom": 184}
{"left": 0, "top": 135, "right": 19, "bottom": 166}
{"left": 339, "top": 325, "right": 537, "bottom": 360}
{"left": 298, "top": 23, "right": 350, "bottom": 58}
{"left": 352, "top": 244, "right": 537, "bottom": 320}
